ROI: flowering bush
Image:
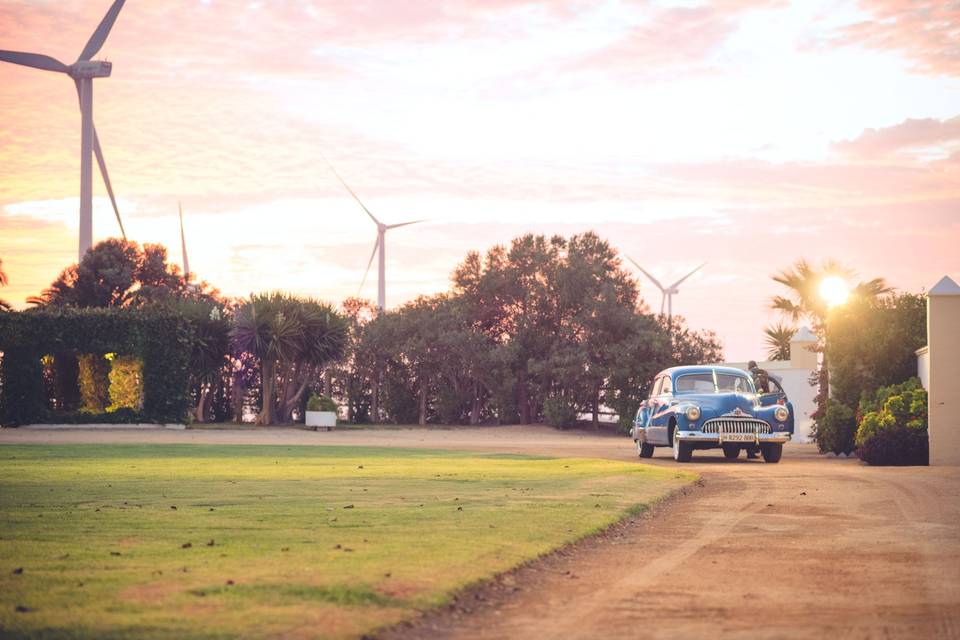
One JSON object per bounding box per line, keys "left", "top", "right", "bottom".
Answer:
{"left": 855, "top": 378, "right": 928, "bottom": 466}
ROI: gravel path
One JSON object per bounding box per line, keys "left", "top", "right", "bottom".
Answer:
{"left": 3, "top": 425, "right": 958, "bottom": 639}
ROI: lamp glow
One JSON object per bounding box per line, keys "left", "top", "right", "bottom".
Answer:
{"left": 819, "top": 276, "right": 849, "bottom": 308}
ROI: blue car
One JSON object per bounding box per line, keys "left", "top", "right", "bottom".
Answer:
{"left": 632, "top": 365, "right": 793, "bottom": 463}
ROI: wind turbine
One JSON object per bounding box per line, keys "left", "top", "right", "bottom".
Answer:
{"left": 321, "top": 154, "right": 422, "bottom": 312}
{"left": 179, "top": 202, "right": 190, "bottom": 282}
{"left": 0, "top": 0, "right": 128, "bottom": 261}
{"left": 627, "top": 257, "right": 705, "bottom": 325}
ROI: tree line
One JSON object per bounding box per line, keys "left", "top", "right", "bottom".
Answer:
{"left": 3, "top": 232, "right": 723, "bottom": 427}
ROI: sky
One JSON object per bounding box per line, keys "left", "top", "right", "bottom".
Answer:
{"left": 0, "top": 0, "right": 958, "bottom": 361}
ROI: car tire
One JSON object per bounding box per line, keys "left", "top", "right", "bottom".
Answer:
{"left": 760, "top": 443, "right": 783, "bottom": 463}
{"left": 637, "top": 440, "right": 655, "bottom": 458}
{"left": 672, "top": 426, "right": 693, "bottom": 462}
{"left": 722, "top": 444, "right": 740, "bottom": 460}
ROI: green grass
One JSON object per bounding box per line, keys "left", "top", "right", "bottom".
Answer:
{"left": 0, "top": 444, "right": 693, "bottom": 639}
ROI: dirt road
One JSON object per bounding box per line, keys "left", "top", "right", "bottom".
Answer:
{"left": 3, "top": 425, "right": 958, "bottom": 639}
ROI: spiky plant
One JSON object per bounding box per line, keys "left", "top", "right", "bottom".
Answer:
{"left": 764, "top": 323, "right": 796, "bottom": 361}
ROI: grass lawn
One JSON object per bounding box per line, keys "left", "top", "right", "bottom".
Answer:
{"left": 0, "top": 444, "right": 692, "bottom": 639}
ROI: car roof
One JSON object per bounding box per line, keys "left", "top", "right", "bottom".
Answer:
{"left": 659, "top": 365, "right": 750, "bottom": 379}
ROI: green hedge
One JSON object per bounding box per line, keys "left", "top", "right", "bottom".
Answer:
{"left": 0, "top": 308, "right": 193, "bottom": 426}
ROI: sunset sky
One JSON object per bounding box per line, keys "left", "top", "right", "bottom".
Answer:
{"left": 1, "top": 0, "right": 958, "bottom": 360}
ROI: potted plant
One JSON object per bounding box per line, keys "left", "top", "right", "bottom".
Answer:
{"left": 305, "top": 394, "right": 338, "bottom": 430}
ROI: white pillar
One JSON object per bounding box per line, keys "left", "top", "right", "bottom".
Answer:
{"left": 928, "top": 276, "right": 960, "bottom": 466}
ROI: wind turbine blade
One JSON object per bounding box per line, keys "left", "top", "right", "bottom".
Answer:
{"left": 92, "top": 127, "right": 126, "bottom": 239}
{"left": 358, "top": 236, "right": 379, "bottom": 295}
{"left": 0, "top": 50, "right": 69, "bottom": 73}
{"left": 669, "top": 263, "right": 707, "bottom": 289}
{"left": 79, "top": 0, "right": 126, "bottom": 61}
{"left": 385, "top": 219, "right": 424, "bottom": 230}
{"left": 179, "top": 202, "right": 190, "bottom": 280}
{"left": 71, "top": 79, "right": 125, "bottom": 239}
{"left": 627, "top": 256, "right": 666, "bottom": 292}
{"left": 319, "top": 151, "right": 380, "bottom": 226}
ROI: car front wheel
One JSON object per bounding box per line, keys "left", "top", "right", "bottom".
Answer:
{"left": 672, "top": 426, "right": 693, "bottom": 462}
{"left": 637, "top": 439, "right": 655, "bottom": 458}
{"left": 760, "top": 443, "right": 783, "bottom": 463}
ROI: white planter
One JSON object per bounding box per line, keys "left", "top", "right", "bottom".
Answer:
{"left": 306, "top": 410, "right": 337, "bottom": 429}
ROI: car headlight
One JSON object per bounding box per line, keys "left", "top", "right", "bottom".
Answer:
{"left": 685, "top": 406, "right": 701, "bottom": 421}
{"left": 774, "top": 406, "right": 789, "bottom": 422}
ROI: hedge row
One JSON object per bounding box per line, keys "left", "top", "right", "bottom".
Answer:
{"left": 0, "top": 308, "right": 193, "bottom": 426}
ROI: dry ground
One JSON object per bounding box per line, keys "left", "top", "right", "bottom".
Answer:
{"left": 3, "top": 425, "right": 958, "bottom": 639}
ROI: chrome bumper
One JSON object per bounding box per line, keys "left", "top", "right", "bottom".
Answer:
{"left": 675, "top": 431, "right": 792, "bottom": 445}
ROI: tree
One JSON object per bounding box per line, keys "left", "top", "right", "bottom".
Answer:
{"left": 0, "top": 258, "right": 10, "bottom": 311}
{"left": 231, "top": 293, "right": 347, "bottom": 425}
{"left": 176, "top": 299, "right": 231, "bottom": 422}
{"left": 770, "top": 259, "right": 890, "bottom": 422}
{"left": 28, "top": 239, "right": 214, "bottom": 309}
{"left": 763, "top": 323, "right": 796, "bottom": 361}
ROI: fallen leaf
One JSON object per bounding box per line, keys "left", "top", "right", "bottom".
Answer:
{"left": 110, "top": 551, "right": 121, "bottom": 556}
{"left": 206, "top": 540, "right": 215, "bottom": 547}
{"left": 170, "top": 506, "right": 177, "bottom": 510}
{"left": 182, "top": 542, "right": 192, "bottom": 549}
{"left": 226, "top": 579, "right": 235, "bottom": 586}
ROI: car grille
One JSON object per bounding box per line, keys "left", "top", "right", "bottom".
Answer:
{"left": 701, "top": 418, "right": 770, "bottom": 434}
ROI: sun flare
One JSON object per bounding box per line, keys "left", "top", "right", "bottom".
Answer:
{"left": 819, "top": 276, "right": 849, "bottom": 308}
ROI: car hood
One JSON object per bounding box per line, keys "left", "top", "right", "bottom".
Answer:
{"left": 675, "top": 392, "right": 758, "bottom": 418}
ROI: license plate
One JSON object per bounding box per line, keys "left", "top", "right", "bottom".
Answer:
{"left": 721, "top": 433, "right": 755, "bottom": 442}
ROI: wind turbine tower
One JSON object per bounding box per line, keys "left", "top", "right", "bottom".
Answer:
{"left": 321, "top": 155, "right": 422, "bottom": 312}
{"left": 0, "top": 0, "right": 128, "bottom": 261}
{"left": 179, "top": 202, "right": 190, "bottom": 282}
{"left": 628, "top": 257, "right": 706, "bottom": 325}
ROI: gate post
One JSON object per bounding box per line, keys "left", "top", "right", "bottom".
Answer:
{"left": 928, "top": 276, "right": 960, "bottom": 466}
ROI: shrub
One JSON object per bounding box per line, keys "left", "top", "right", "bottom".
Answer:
{"left": 814, "top": 399, "right": 856, "bottom": 455}
{"left": 856, "top": 426, "right": 929, "bottom": 466}
{"left": 543, "top": 395, "right": 577, "bottom": 429}
{"left": 306, "top": 394, "right": 337, "bottom": 413}
{"left": 0, "top": 309, "right": 192, "bottom": 426}
{"left": 855, "top": 378, "right": 927, "bottom": 466}
{"left": 78, "top": 354, "right": 110, "bottom": 413}
{"left": 107, "top": 355, "right": 144, "bottom": 411}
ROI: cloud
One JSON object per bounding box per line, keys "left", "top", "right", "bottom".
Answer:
{"left": 833, "top": 116, "right": 960, "bottom": 160}
{"left": 568, "top": 0, "right": 785, "bottom": 78}
{"left": 817, "top": 0, "right": 960, "bottom": 77}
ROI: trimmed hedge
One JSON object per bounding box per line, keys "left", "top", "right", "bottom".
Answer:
{"left": 0, "top": 308, "right": 193, "bottom": 426}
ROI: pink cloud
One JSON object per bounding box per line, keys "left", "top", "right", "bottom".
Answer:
{"left": 833, "top": 116, "right": 960, "bottom": 160}
{"left": 819, "top": 0, "right": 960, "bottom": 76}
{"left": 569, "top": 1, "right": 784, "bottom": 77}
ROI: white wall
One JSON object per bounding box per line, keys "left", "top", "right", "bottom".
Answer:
{"left": 916, "top": 346, "right": 930, "bottom": 390}
{"left": 722, "top": 359, "right": 818, "bottom": 442}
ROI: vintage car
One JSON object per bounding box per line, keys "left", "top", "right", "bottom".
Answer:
{"left": 632, "top": 365, "right": 793, "bottom": 463}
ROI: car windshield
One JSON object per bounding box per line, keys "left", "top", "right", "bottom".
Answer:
{"left": 675, "top": 372, "right": 755, "bottom": 394}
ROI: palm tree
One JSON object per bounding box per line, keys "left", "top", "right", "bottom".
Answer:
{"left": 231, "top": 293, "right": 347, "bottom": 425}
{"left": 764, "top": 323, "right": 796, "bottom": 361}
{"left": 770, "top": 259, "right": 891, "bottom": 414}
{"left": 231, "top": 293, "right": 302, "bottom": 425}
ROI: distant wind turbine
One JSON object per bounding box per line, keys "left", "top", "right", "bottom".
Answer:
{"left": 321, "top": 154, "right": 422, "bottom": 312}
{"left": 0, "top": 0, "right": 128, "bottom": 261}
{"left": 179, "top": 202, "right": 190, "bottom": 282}
{"left": 628, "top": 257, "right": 706, "bottom": 325}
